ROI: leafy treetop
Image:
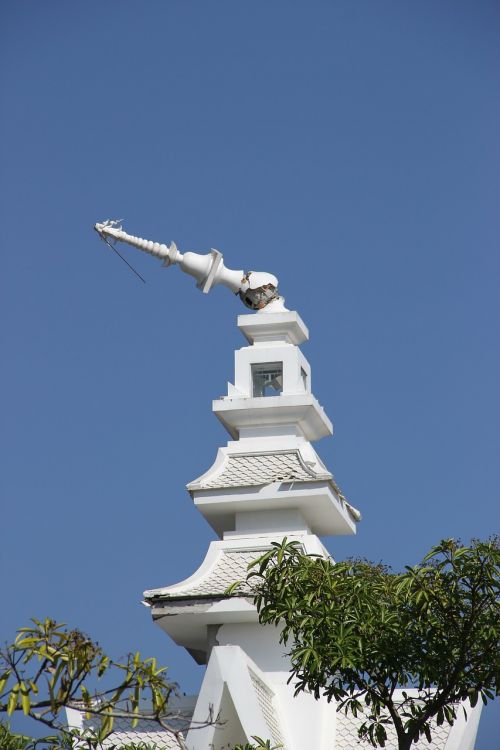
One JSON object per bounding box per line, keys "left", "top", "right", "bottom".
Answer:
{"left": 0, "top": 618, "right": 188, "bottom": 749}
{"left": 244, "top": 537, "right": 499, "bottom": 750}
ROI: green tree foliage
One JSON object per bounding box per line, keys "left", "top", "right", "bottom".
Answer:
{"left": 0, "top": 721, "right": 32, "bottom": 750}
{"left": 245, "top": 537, "right": 499, "bottom": 750}
{"left": 233, "top": 737, "right": 281, "bottom": 749}
{"left": 0, "top": 618, "right": 189, "bottom": 749}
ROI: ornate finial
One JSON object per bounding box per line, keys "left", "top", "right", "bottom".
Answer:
{"left": 94, "top": 220, "right": 283, "bottom": 311}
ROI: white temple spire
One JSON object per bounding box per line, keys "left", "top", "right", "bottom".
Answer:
{"left": 94, "top": 220, "right": 282, "bottom": 310}
{"left": 81, "top": 221, "right": 481, "bottom": 749}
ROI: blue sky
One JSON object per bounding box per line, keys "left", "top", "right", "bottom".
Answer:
{"left": 1, "top": 1, "right": 499, "bottom": 746}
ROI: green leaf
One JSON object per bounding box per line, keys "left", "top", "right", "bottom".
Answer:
{"left": 224, "top": 580, "right": 243, "bottom": 595}
{"left": 19, "top": 684, "right": 30, "bottom": 716}
{"left": 98, "top": 712, "right": 114, "bottom": 741}
{"left": 0, "top": 671, "right": 11, "bottom": 695}
{"left": 7, "top": 685, "right": 19, "bottom": 716}
{"left": 28, "top": 680, "right": 38, "bottom": 695}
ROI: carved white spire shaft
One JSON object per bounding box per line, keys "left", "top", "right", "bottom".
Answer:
{"left": 94, "top": 219, "right": 283, "bottom": 310}
{"left": 94, "top": 221, "right": 179, "bottom": 264}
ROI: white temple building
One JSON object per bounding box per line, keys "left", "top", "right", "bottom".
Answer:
{"left": 78, "top": 225, "right": 482, "bottom": 750}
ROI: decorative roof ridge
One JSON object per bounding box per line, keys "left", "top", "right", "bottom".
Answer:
{"left": 328, "top": 473, "right": 362, "bottom": 522}
{"left": 292, "top": 447, "right": 333, "bottom": 480}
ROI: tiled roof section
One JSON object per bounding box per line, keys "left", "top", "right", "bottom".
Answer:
{"left": 197, "top": 450, "right": 331, "bottom": 489}
{"left": 249, "top": 669, "right": 286, "bottom": 750}
{"left": 335, "top": 710, "right": 453, "bottom": 750}
{"left": 102, "top": 729, "right": 180, "bottom": 749}
{"left": 148, "top": 548, "right": 265, "bottom": 600}
{"left": 83, "top": 716, "right": 191, "bottom": 749}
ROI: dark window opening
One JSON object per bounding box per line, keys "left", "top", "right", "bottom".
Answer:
{"left": 251, "top": 362, "right": 283, "bottom": 397}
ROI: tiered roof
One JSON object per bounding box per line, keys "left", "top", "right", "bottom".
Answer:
{"left": 144, "top": 547, "right": 262, "bottom": 601}
{"left": 189, "top": 450, "right": 330, "bottom": 489}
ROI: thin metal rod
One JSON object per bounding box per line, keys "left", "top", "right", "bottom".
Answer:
{"left": 101, "top": 234, "right": 146, "bottom": 284}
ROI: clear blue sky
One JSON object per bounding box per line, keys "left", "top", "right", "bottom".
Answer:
{"left": 1, "top": 1, "right": 499, "bottom": 746}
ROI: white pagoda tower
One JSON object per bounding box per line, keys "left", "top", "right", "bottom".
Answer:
{"left": 86, "top": 223, "right": 482, "bottom": 750}
{"left": 143, "top": 305, "right": 361, "bottom": 749}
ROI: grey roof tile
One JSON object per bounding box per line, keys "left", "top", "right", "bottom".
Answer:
{"left": 335, "top": 709, "right": 453, "bottom": 750}
{"left": 148, "top": 548, "right": 266, "bottom": 600}
{"left": 101, "top": 729, "right": 180, "bottom": 749}
{"left": 195, "top": 450, "right": 331, "bottom": 489}
{"left": 84, "top": 715, "right": 191, "bottom": 749}
{"left": 249, "top": 668, "right": 286, "bottom": 749}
